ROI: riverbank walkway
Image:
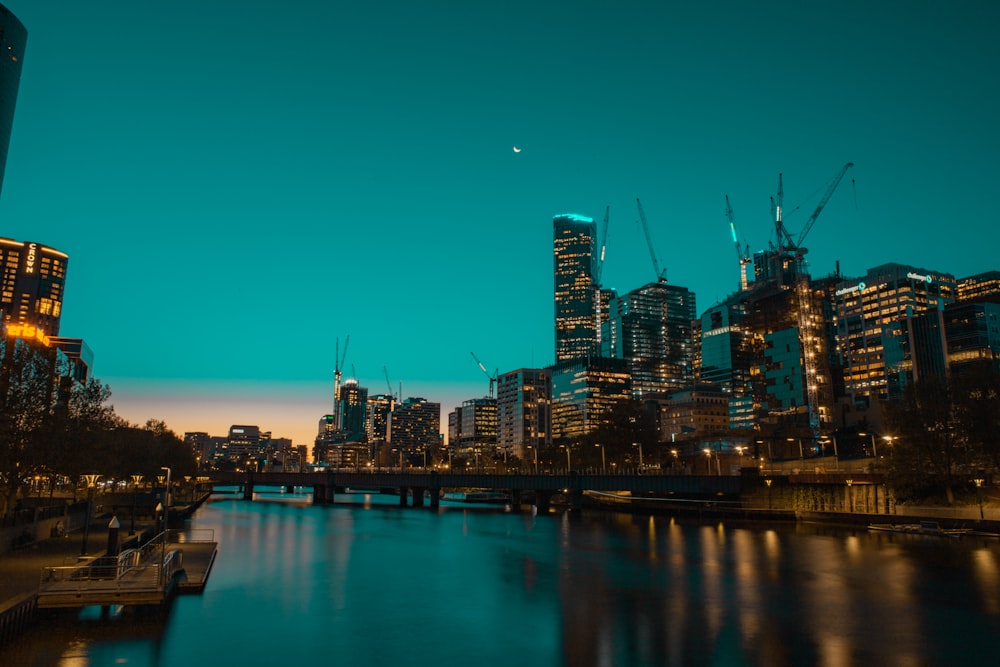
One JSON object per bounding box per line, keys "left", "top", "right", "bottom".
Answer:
{"left": 2, "top": 523, "right": 218, "bottom": 609}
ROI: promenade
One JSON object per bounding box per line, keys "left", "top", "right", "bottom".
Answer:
{"left": 0, "top": 519, "right": 143, "bottom": 613}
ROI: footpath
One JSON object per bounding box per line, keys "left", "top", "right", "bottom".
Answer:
{"left": 0, "top": 519, "right": 153, "bottom": 614}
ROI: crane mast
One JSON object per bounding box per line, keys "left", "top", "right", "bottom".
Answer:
{"left": 635, "top": 198, "right": 666, "bottom": 282}
{"left": 333, "top": 335, "right": 350, "bottom": 431}
{"left": 725, "top": 194, "right": 751, "bottom": 291}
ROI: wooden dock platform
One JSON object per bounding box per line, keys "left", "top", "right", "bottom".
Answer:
{"left": 36, "top": 529, "right": 218, "bottom": 609}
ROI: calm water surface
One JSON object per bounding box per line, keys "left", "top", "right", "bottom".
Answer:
{"left": 3, "top": 491, "right": 999, "bottom": 667}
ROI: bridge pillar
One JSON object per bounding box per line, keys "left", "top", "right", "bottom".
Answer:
{"left": 568, "top": 471, "right": 583, "bottom": 511}
{"left": 399, "top": 487, "right": 408, "bottom": 506}
{"left": 312, "top": 485, "right": 332, "bottom": 505}
{"left": 535, "top": 491, "right": 552, "bottom": 514}
{"left": 412, "top": 487, "right": 425, "bottom": 507}
{"left": 242, "top": 482, "right": 254, "bottom": 501}
{"left": 429, "top": 472, "right": 440, "bottom": 509}
{"left": 285, "top": 485, "right": 295, "bottom": 494}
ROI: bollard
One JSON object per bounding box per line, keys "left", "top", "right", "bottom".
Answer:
{"left": 106, "top": 516, "right": 121, "bottom": 558}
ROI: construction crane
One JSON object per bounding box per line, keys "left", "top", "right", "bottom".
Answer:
{"left": 725, "top": 194, "right": 751, "bottom": 291}
{"left": 383, "top": 366, "right": 396, "bottom": 401}
{"left": 635, "top": 197, "right": 666, "bottom": 282}
{"left": 594, "top": 205, "right": 610, "bottom": 352}
{"left": 470, "top": 351, "right": 498, "bottom": 398}
{"left": 795, "top": 162, "right": 855, "bottom": 249}
{"left": 333, "top": 335, "right": 350, "bottom": 431}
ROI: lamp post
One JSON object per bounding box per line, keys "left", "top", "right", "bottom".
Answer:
{"left": 80, "top": 474, "right": 100, "bottom": 555}
{"left": 859, "top": 432, "right": 878, "bottom": 459}
{"left": 561, "top": 445, "right": 571, "bottom": 472}
{"left": 974, "top": 479, "right": 985, "bottom": 520}
{"left": 160, "top": 466, "right": 171, "bottom": 536}
{"left": 595, "top": 443, "right": 606, "bottom": 473}
{"left": 846, "top": 479, "right": 854, "bottom": 512}
{"left": 703, "top": 447, "right": 713, "bottom": 474}
{"left": 155, "top": 501, "right": 165, "bottom": 584}
{"left": 633, "top": 442, "right": 644, "bottom": 472}
{"left": 735, "top": 446, "right": 746, "bottom": 469}
{"left": 129, "top": 474, "right": 142, "bottom": 535}
{"left": 765, "top": 478, "right": 773, "bottom": 510}
{"left": 882, "top": 435, "right": 896, "bottom": 457}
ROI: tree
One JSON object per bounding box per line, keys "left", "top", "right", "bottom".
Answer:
{"left": 0, "top": 337, "right": 59, "bottom": 512}
{"left": 884, "top": 375, "right": 967, "bottom": 503}
{"left": 951, "top": 364, "right": 1000, "bottom": 471}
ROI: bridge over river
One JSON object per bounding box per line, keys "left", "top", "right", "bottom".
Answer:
{"left": 211, "top": 470, "right": 757, "bottom": 512}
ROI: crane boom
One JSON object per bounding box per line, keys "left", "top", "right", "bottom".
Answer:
{"left": 635, "top": 197, "right": 665, "bottom": 282}
{"left": 795, "top": 162, "right": 855, "bottom": 248}
{"left": 470, "top": 351, "right": 498, "bottom": 398}
{"left": 595, "top": 205, "right": 609, "bottom": 285}
{"left": 383, "top": 366, "right": 394, "bottom": 398}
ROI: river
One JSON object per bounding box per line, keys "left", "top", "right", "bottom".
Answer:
{"left": 2, "top": 490, "right": 999, "bottom": 666}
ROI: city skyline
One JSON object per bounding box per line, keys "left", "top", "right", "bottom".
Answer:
{"left": 1, "top": 1, "right": 998, "bottom": 444}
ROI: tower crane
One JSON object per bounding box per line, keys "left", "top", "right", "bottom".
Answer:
{"left": 795, "top": 162, "right": 855, "bottom": 250}
{"left": 470, "top": 351, "right": 498, "bottom": 398}
{"left": 635, "top": 197, "right": 666, "bottom": 282}
{"left": 725, "top": 194, "right": 751, "bottom": 291}
{"left": 383, "top": 365, "right": 396, "bottom": 401}
{"left": 333, "top": 335, "right": 350, "bottom": 431}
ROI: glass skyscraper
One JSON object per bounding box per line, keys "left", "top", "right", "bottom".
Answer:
{"left": 0, "top": 4, "right": 25, "bottom": 197}
{"left": 553, "top": 214, "right": 597, "bottom": 363}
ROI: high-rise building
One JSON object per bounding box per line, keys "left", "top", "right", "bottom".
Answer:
{"left": 603, "top": 281, "right": 696, "bottom": 396}
{"left": 0, "top": 238, "right": 69, "bottom": 336}
{"left": 698, "top": 297, "right": 752, "bottom": 429}
{"left": 390, "top": 397, "right": 440, "bottom": 451}
{"left": 550, "top": 357, "right": 631, "bottom": 441}
{"left": 554, "top": 214, "right": 597, "bottom": 362}
{"left": 0, "top": 4, "right": 26, "bottom": 197}
{"left": 337, "top": 379, "right": 368, "bottom": 439}
{"left": 366, "top": 393, "right": 394, "bottom": 444}
{"left": 458, "top": 397, "right": 497, "bottom": 456}
{"left": 496, "top": 368, "right": 551, "bottom": 460}
{"left": 834, "top": 263, "right": 956, "bottom": 403}
{"left": 957, "top": 270, "right": 1000, "bottom": 304}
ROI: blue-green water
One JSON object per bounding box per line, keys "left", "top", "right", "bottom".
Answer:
{"left": 4, "top": 492, "right": 1000, "bottom": 666}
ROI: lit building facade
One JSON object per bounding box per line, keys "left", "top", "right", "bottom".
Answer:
{"left": 390, "top": 397, "right": 440, "bottom": 450}
{"left": 957, "top": 270, "right": 1000, "bottom": 304}
{"left": 0, "top": 238, "right": 69, "bottom": 336}
{"left": 496, "top": 368, "right": 551, "bottom": 459}
{"left": 550, "top": 357, "right": 631, "bottom": 441}
{"left": 554, "top": 214, "right": 597, "bottom": 362}
{"left": 366, "top": 393, "right": 394, "bottom": 444}
{"left": 603, "top": 281, "right": 695, "bottom": 396}
{"left": 698, "top": 297, "right": 752, "bottom": 429}
{"left": 834, "top": 263, "right": 955, "bottom": 403}
{"left": 660, "top": 386, "right": 731, "bottom": 443}
{"left": 458, "top": 397, "right": 497, "bottom": 455}
{"left": 337, "top": 379, "right": 368, "bottom": 440}
{"left": 0, "top": 4, "right": 26, "bottom": 197}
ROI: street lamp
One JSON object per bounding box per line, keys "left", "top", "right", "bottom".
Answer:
{"left": 633, "top": 442, "right": 644, "bottom": 472}
{"left": 160, "top": 466, "right": 171, "bottom": 536}
{"left": 560, "top": 444, "right": 571, "bottom": 472}
{"left": 129, "top": 474, "right": 142, "bottom": 535}
{"left": 735, "top": 446, "right": 746, "bottom": 469}
{"left": 703, "top": 447, "right": 713, "bottom": 474}
{"left": 846, "top": 479, "right": 854, "bottom": 512}
{"left": 882, "top": 435, "right": 896, "bottom": 457}
{"left": 859, "top": 432, "right": 878, "bottom": 459}
{"left": 974, "top": 478, "right": 985, "bottom": 520}
{"left": 765, "top": 478, "right": 773, "bottom": 509}
{"left": 595, "top": 443, "right": 606, "bottom": 473}
{"left": 527, "top": 446, "right": 538, "bottom": 473}
{"left": 80, "top": 474, "right": 100, "bottom": 555}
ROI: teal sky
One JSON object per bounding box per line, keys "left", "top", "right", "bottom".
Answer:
{"left": 1, "top": 0, "right": 998, "bottom": 445}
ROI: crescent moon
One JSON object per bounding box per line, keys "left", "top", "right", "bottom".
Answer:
{"left": 513, "top": 146, "right": 521, "bottom": 153}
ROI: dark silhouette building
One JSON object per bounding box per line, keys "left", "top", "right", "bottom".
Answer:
{"left": 0, "top": 4, "right": 25, "bottom": 197}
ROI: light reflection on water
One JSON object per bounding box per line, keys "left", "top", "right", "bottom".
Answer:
{"left": 1, "top": 492, "right": 999, "bottom": 667}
